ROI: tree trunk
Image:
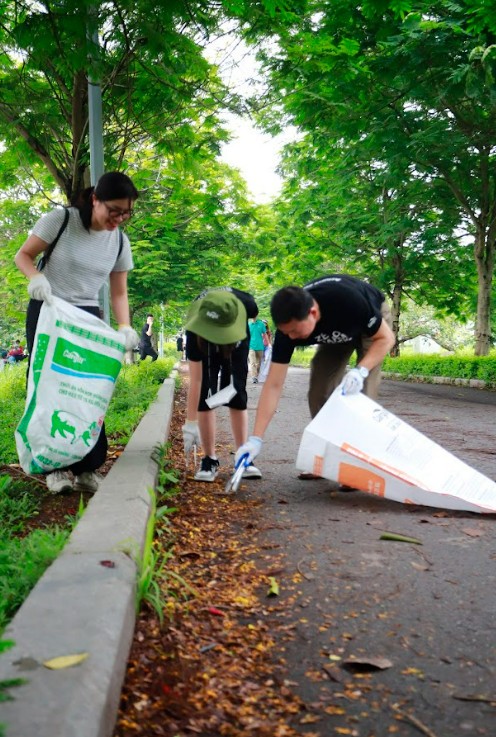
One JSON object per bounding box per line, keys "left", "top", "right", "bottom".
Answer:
{"left": 390, "top": 281, "right": 402, "bottom": 357}
{"left": 474, "top": 225, "right": 495, "bottom": 356}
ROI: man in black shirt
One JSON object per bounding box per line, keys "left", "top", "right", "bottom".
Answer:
{"left": 140, "top": 314, "right": 158, "bottom": 361}
{"left": 235, "top": 275, "right": 395, "bottom": 468}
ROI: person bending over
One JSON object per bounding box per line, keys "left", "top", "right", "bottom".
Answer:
{"left": 235, "top": 274, "right": 395, "bottom": 472}
{"left": 182, "top": 288, "right": 263, "bottom": 483}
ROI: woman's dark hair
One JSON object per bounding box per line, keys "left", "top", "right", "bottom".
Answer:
{"left": 72, "top": 171, "right": 139, "bottom": 230}
{"left": 197, "top": 336, "right": 237, "bottom": 359}
{"left": 270, "top": 286, "right": 314, "bottom": 325}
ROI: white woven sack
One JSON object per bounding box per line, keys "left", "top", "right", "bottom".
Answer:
{"left": 15, "top": 297, "right": 125, "bottom": 474}
{"left": 258, "top": 346, "right": 272, "bottom": 384}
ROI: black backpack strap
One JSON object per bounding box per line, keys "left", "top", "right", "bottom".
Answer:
{"left": 118, "top": 229, "right": 123, "bottom": 258}
{"left": 37, "top": 208, "right": 70, "bottom": 271}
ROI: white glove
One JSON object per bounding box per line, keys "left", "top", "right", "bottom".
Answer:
{"left": 118, "top": 325, "right": 139, "bottom": 351}
{"left": 28, "top": 273, "right": 53, "bottom": 304}
{"left": 341, "top": 368, "right": 366, "bottom": 395}
{"left": 182, "top": 420, "right": 201, "bottom": 454}
{"left": 235, "top": 436, "right": 263, "bottom": 466}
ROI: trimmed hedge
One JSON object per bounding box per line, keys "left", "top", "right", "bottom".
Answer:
{"left": 382, "top": 354, "right": 496, "bottom": 385}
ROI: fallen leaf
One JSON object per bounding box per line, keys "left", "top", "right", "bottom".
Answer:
{"left": 462, "top": 528, "right": 483, "bottom": 538}
{"left": 267, "top": 576, "right": 280, "bottom": 597}
{"left": 300, "top": 713, "right": 322, "bottom": 723}
{"left": 99, "top": 559, "right": 116, "bottom": 568}
{"left": 207, "top": 606, "right": 225, "bottom": 617}
{"left": 342, "top": 655, "right": 393, "bottom": 672}
{"left": 453, "top": 693, "right": 496, "bottom": 703}
{"left": 380, "top": 532, "right": 422, "bottom": 545}
{"left": 410, "top": 561, "right": 429, "bottom": 571}
{"left": 43, "top": 652, "right": 88, "bottom": 670}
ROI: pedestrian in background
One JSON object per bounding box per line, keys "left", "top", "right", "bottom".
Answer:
{"left": 182, "top": 288, "right": 263, "bottom": 483}
{"left": 248, "top": 311, "right": 267, "bottom": 384}
{"left": 176, "top": 332, "right": 185, "bottom": 360}
{"left": 14, "top": 170, "right": 139, "bottom": 495}
{"left": 140, "top": 313, "right": 158, "bottom": 361}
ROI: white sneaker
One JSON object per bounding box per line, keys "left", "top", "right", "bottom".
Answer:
{"left": 73, "top": 471, "right": 101, "bottom": 494}
{"left": 46, "top": 470, "right": 73, "bottom": 494}
{"left": 242, "top": 464, "right": 262, "bottom": 479}
{"left": 194, "top": 456, "right": 220, "bottom": 482}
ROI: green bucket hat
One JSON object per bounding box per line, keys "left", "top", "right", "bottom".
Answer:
{"left": 185, "top": 290, "right": 247, "bottom": 345}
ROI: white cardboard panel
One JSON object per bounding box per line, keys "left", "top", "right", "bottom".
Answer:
{"left": 296, "top": 389, "right": 496, "bottom": 514}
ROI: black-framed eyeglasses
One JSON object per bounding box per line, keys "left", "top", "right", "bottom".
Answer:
{"left": 102, "top": 202, "right": 134, "bottom": 220}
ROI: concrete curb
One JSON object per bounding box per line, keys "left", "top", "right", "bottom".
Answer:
{"left": 382, "top": 371, "right": 490, "bottom": 389}
{"left": 0, "top": 376, "right": 176, "bottom": 737}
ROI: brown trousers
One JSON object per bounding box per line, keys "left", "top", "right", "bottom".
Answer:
{"left": 308, "top": 301, "right": 393, "bottom": 418}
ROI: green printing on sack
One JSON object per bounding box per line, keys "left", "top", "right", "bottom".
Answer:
{"left": 52, "top": 337, "right": 122, "bottom": 382}
{"left": 16, "top": 333, "right": 51, "bottom": 473}
{"left": 55, "top": 319, "right": 125, "bottom": 353}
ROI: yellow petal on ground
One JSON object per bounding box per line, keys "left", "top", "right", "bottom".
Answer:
{"left": 43, "top": 652, "right": 89, "bottom": 670}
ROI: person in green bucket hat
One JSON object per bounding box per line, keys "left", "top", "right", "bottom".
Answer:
{"left": 182, "top": 288, "right": 263, "bottom": 483}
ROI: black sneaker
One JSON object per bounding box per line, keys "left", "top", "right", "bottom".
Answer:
{"left": 194, "top": 456, "right": 220, "bottom": 482}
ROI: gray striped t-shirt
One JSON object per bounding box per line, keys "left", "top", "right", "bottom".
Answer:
{"left": 32, "top": 207, "right": 134, "bottom": 307}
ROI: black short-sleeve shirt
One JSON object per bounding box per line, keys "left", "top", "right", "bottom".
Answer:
{"left": 271, "top": 275, "right": 385, "bottom": 365}
{"left": 186, "top": 286, "right": 258, "bottom": 362}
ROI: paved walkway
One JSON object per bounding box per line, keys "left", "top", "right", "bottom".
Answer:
{"left": 213, "top": 369, "right": 496, "bottom": 736}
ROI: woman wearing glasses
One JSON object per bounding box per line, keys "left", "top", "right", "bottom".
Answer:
{"left": 14, "top": 171, "right": 139, "bottom": 495}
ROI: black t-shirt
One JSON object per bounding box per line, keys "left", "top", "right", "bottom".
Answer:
{"left": 271, "top": 275, "right": 385, "bottom": 364}
{"left": 141, "top": 323, "right": 152, "bottom": 348}
{"left": 186, "top": 287, "right": 257, "bottom": 362}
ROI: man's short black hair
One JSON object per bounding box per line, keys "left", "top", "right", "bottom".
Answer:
{"left": 147, "top": 313, "right": 153, "bottom": 318}
{"left": 270, "top": 286, "right": 314, "bottom": 325}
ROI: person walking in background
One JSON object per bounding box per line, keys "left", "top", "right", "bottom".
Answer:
{"left": 176, "top": 332, "right": 185, "bottom": 360}
{"left": 140, "top": 313, "right": 158, "bottom": 361}
{"left": 14, "top": 170, "right": 139, "bottom": 495}
{"left": 182, "top": 288, "right": 262, "bottom": 483}
{"left": 235, "top": 274, "right": 395, "bottom": 471}
{"left": 248, "top": 311, "right": 267, "bottom": 384}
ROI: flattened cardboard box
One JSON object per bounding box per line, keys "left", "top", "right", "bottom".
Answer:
{"left": 296, "top": 389, "right": 496, "bottom": 514}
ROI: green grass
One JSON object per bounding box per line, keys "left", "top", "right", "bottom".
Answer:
{"left": 0, "top": 524, "right": 71, "bottom": 633}
{"left": 105, "top": 357, "right": 176, "bottom": 442}
{"left": 0, "top": 365, "right": 27, "bottom": 465}
{"left": 290, "top": 346, "right": 316, "bottom": 367}
{"left": 0, "top": 472, "right": 73, "bottom": 633}
{"left": 0, "top": 476, "right": 40, "bottom": 535}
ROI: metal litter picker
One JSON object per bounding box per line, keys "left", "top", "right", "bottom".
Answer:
{"left": 225, "top": 453, "right": 249, "bottom": 493}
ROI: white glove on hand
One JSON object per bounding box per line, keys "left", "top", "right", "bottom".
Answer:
{"left": 28, "top": 273, "right": 53, "bottom": 304}
{"left": 118, "top": 325, "right": 139, "bottom": 351}
{"left": 182, "top": 420, "right": 201, "bottom": 454}
{"left": 341, "top": 368, "right": 365, "bottom": 395}
{"left": 235, "top": 436, "right": 263, "bottom": 466}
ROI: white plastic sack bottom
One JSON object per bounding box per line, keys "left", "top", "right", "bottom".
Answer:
{"left": 258, "top": 346, "right": 272, "bottom": 384}
{"left": 15, "top": 297, "right": 125, "bottom": 474}
{"left": 296, "top": 388, "right": 496, "bottom": 514}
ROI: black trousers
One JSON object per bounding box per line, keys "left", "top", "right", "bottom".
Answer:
{"left": 25, "top": 299, "right": 108, "bottom": 474}
{"left": 139, "top": 345, "right": 158, "bottom": 361}
{"left": 198, "top": 339, "right": 249, "bottom": 411}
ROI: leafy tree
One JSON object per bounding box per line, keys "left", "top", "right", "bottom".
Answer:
{"left": 265, "top": 135, "right": 476, "bottom": 353}
{"left": 0, "top": 0, "right": 237, "bottom": 200}
{"left": 254, "top": 0, "right": 496, "bottom": 353}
